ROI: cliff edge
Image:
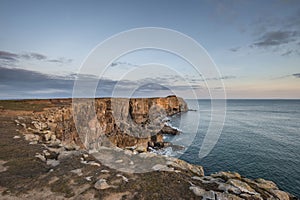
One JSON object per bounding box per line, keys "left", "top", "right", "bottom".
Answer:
{"left": 0, "top": 97, "right": 298, "bottom": 199}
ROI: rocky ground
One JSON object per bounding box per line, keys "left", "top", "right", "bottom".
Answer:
{"left": 0, "top": 99, "right": 298, "bottom": 200}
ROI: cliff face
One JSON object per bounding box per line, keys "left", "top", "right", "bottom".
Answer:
{"left": 28, "top": 95, "right": 187, "bottom": 152}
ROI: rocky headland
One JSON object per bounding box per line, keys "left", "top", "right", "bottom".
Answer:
{"left": 0, "top": 97, "right": 298, "bottom": 199}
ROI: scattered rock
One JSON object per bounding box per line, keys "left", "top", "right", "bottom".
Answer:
{"left": 82, "top": 154, "right": 89, "bottom": 158}
{"left": 20, "top": 123, "right": 26, "bottom": 128}
{"left": 35, "top": 153, "right": 46, "bottom": 162}
{"left": 57, "top": 150, "right": 80, "bottom": 160}
{"left": 218, "top": 182, "right": 241, "bottom": 194}
{"left": 240, "top": 193, "right": 263, "bottom": 200}
{"left": 32, "top": 121, "right": 48, "bottom": 130}
{"left": 87, "top": 161, "right": 101, "bottom": 167}
{"left": 115, "top": 159, "right": 123, "bottom": 163}
{"left": 212, "top": 171, "right": 241, "bottom": 180}
{"left": 116, "top": 174, "right": 129, "bottom": 182}
{"left": 13, "top": 135, "right": 21, "bottom": 139}
{"left": 94, "top": 179, "right": 111, "bottom": 190}
{"left": 85, "top": 176, "right": 93, "bottom": 181}
{"left": 70, "top": 168, "right": 83, "bottom": 176}
{"left": 24, "top": 133, "right": 40, "bottom": 141}
{"left": 160, "top": 124, "right": 181, "bottom": 135}
{"left": 189, "top": 186, "right": 206, "bottom": 196}
{"left": 0, "top": 160, "right": 8, "bottom": 172}
{"left": 44, "top": 131, "right": 52, "bottom": 141}
{"left": 166, "top": 157, "right": 204, "bottom": 176}
{"left": 227, "top": 179, "right": 257, "bottom": 195}
{"left": 46, "top": 159, "right": 60, "bottom": 167}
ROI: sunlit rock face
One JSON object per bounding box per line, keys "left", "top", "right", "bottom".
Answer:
{"left": 29, "top": 95, "right": 187, "bottom": 152}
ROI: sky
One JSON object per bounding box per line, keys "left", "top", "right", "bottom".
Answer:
{"left": 0, "top": 0, "right": 300, "bottom": 99}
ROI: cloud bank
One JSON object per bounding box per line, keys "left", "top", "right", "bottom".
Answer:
{"left": 0, "top": 67, "right": 208, "bottom": 99}
{"left": 0, "top": 50, "right": 73, "bottom": 67}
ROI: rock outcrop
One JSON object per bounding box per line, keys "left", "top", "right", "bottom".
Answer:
{"left": 20, "top": 95, "right": 187, "bottom": 153}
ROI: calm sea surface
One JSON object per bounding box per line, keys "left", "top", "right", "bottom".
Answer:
{"left": 166, "top": 99, "right": 300, "bottom": 197}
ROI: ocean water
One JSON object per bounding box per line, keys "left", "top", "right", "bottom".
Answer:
{"left": 167, "top": 99, "right": 300, "bottom": 198}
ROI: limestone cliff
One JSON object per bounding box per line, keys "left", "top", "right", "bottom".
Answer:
{"left": 27, "top": 95, "right": 187, "bottom": 152}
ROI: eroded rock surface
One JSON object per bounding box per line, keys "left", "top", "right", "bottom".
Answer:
{"left": 19, "top": 95, "right": 187, "bottom": 153}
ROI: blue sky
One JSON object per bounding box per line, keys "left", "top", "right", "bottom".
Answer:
{"left": 0, "top": 0, "right": 300, "bottom": 99}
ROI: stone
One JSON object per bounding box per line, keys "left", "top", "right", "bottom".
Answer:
{"left": 135, "top": 145, "right": 147, "bottom": 152}
{"left": 227, "top": 179, "right": 257, "bottom": 195}
{"left": 88, "top": 161, "right": 101, "bottom": 167}
{"left": 57, "top": 150, "right": 80, "bottom": 160}
{"left": 50, "top": 134, "right": 56, "bottom": 141}
{"left": 46, "top": 159, "right": 60, "bottom": 167}
{"left": 64, "top": 143, "right": 80, "bottom": 151}
{"left": 212, "top": 171, "right": 241, "bottom": 180}
{"left": 189, "top": 186, "right": 206, "bottom": 196}
{"left": 35, "top": 153, "right": 46, "bottom": 162}
{"left": 44, "top": 132, "right": 52, "bottom": 141}
{"left": 116, "top": 174, "right": 129, "bottom": 182}
{"left": 70, "top": 169, "right": 83, "bottom": 176}
{"left": 0, "top": 160, "right": 8, "bottom": 172}
{"left": 218, "top": 183, "right": 241, "bottom": 194}
{"left": 166, "top": 157, "right": 204, "bottom": 176}
{"left": 160, "top": 124, "right": 181, "bottom": 135}
{"left": 32, "top": 121, "right": 48, "bottom": 130}
{"left": 240, "top": 193, "right": 263, "bottom": 200}
{"left": 82, "top": 154, "right": 89, "bottom": 158}
{"left": 271, "top": 190, "right": 290, "bottom": 200}
{"left": 13, "top": 136, "right": 21, "bottom": 139}
{"left": 216, "top": 192, "right": 244, "bottom": 200}
{"left": 24, "top": 133, "right": 39, "bottom": 141}
{"left": 189, "top": 187, "right": 218, "bottom": 199}
{"left": 191, "top": 176, "right": 202, "bottom": 181}
{"left": 94, "top": 179, "right": 111, "bottom": 190}
{"left": 20, "top": 123, "right": 26, "bottom": 128}
{"left": 254, "top": 178, "right": 278, "bottom": 190}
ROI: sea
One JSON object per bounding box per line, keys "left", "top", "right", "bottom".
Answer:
{"left": 163, "top": 99, "right": 300, "bottom": 198}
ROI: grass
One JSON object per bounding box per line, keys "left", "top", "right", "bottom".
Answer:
{"left": 0, "top": 100, "right": 49, "bottom": 111}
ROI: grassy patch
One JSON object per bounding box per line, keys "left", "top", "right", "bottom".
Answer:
{"left": 0, "top": 100, "right": 49, "bottom": 111}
